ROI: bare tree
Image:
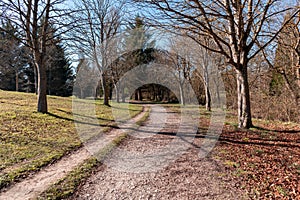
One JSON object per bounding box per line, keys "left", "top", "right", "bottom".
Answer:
{"left": 263, "top": 11, "right": 300, "bottom": 106}
{"left": 136, "top": 0, "right": 299, "bottom": 128}
{"left": 70, "top": 0, "right": 123, "bottom": 106}
{"left": 188, "top": 37, "right": 223, "bottom": 111}
{"left": 278, "top": 12, "right": 300, "bottom": 105}
{"left": 167, "top": 38, "right": 192, "bottom": 105}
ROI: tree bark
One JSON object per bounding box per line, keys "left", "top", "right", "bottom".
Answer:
{"left": 205, "top": 84, "right": 211, "bottom": 111}
{"left": 121, "top": 84, "right": 126, "bottom": 103}
{"left": 179, "top": 82, "right": 185, "bottom": 105}
{"left": 35, "top": 54, "right": 47, "bottom": 113}
{"left": 101, "top": 74, "right": 110, "bottom": 106}
{"left": 33, "top": 64, "right": 38, "bottom": 94}
{"left": 114, "top": 83, "right": 120, "bottom": 103}
{"left": 236, "top": 68, "right": 252, "bottom": 128}
{"left": 203, "top": 69, "right": 211, "bottom": 111}
{"left": 15, "top": 71, "right": 19, "bottom": 91}
{"left": 80, "top": 88, "right": 84, "bottom": 99}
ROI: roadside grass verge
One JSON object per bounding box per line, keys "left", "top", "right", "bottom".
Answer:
{"left": 0, "top": 90, "right": 143, "bottom": 190}
{"left": 37, "top": 134, "right": 126, "bottom": 200}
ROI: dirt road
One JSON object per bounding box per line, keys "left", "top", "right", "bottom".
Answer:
{"left": 71, "top": 105, "right": 247, "bottom": 200}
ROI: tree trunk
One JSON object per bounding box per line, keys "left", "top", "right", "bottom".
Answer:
{"left": 33, "top": 64, "right": 38, "bottom": 94}
{"left": 151, "top": 85, "right": 155, "bottom": 101}
{"left": 101, "top": 74, "right": 110, "bottom": 106}
{"left": 15, "top": 71, "right": 19, "bottom": 92}
{"left": 236, "top": 68, "right": 252, "bottom": 128}
{"left": 205, "top": 84, "right": 211, "bottom": 111}
{"left": 35, "top": 56, "right": 48, "bottom": 113}
{"left": 80, "top": 88, "right": 84, "bottom": 99}
{"left": 203, "top": 69, "right": 211, "bottom": 111}
{"left": 179, "top": 82, "right": 185, "bottom": 105}
{"left": 166, "top": 90, "right": 170, "bottom": 102}
{"left": 281, "top": 72, "right": 300, "bottom": 106}
{"left": 114, "top": 83, "right": 120, "bottom": 103}
{"left": 121, "top": 84, "right": 126, "bottom": 103}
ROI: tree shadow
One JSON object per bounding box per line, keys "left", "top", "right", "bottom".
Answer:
{"left": 55, "top": 108, "right": 115, "bottom": 122}
{"left": 252, "top": 125, "right": 300, "bottom": 134}
{"left": 195, "top": 130, "right": 300, "bottom": 149}
{"left": 47, "top": 112, "right": 118, "bottom": 129}
{"left": 132, "top": 125, "right": 300, "bottom": 150}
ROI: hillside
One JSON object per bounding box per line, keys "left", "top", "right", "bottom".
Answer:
{"left": 0, "top": 90, "right": 143, "bottom": 190}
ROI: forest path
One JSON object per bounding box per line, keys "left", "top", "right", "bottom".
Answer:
{"left": 71, "top": 105, "right": 247, "bottom": 200}
{"left": 0, "top": 105, "right": 149, "bottom": 200}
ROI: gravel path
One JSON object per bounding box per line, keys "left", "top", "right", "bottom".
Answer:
{"left": 71, "top": 105, "right": 247, "bottom": 200}
{"left": 0, "top": 106, "right": 149, "bottom": 200}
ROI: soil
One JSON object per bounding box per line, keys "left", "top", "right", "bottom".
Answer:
{"left": 71, "top": 105, "right": 247, "bottom": 200}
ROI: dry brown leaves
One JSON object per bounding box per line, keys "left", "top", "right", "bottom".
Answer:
{"left": 212, "top": 122, "right": 300, "bottom": 199}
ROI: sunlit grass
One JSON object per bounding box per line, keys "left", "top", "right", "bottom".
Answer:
{"left": 0, "top": 90, "right": 143, "bottom": 189}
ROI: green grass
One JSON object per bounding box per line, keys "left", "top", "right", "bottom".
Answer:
{"left": 0, "top": 90, "right": 143, "bottom": 189}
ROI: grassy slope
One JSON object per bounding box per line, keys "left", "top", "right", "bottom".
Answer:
{"left": 0, "top": 90, "right": 143, "bottom": 189}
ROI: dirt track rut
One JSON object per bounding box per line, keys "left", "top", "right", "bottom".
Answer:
{"left": 0, "top": 106, "right": 149, "bottom": 200}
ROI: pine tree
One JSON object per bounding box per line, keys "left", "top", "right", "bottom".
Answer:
{"left": 123, "top": 16, "right": 156, "bottom": 101}
{"left": 0, "top": 21, "right": 28, "bottom": 91}
{"left": 37, "top": 23, "right": 75, "bottom": 97}
{"left": 46, "top": 41, "right": 75, "bottom": 97}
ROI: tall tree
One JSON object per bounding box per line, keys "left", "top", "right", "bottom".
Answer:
{"left": 168, "top": 36, "right": 223, "bottom": 110}
{"left": 123, "top": 16, "right": 155, "bottom": 101}
{"left": 1, "top": 0, "right": 71, "bottom": 113}
{"left": 71, "top": 0, "right": 123, "bottom": 106}
{"left": 74, "top": 58, "right": 98, "bottom": 99}
{"left": 271, "top": 12, "right": 300, "bottom": 105}
{"left": 167, "top": 44, "right": 191, "bottom": 105}
{"left": 44, "top": 25, "right": 75, "bottom": 97}
{"left": 0, "top": 21, "right": 28, "bottom": 91}
{"left": 136, "top": 0, "right": 299, "bottom": 128}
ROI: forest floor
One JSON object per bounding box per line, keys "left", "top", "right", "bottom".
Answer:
{"left": 213, "top": 117, "right": 300, "bottom": 199}
{"left": 0, "top": 90, "right": 299, "bottom": 199}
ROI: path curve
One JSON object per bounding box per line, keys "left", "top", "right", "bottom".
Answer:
{"left": 0, "top": 106, "right": 149, "bottom": 200}
{"left": 71, "top": 104, "right": 246, "bottom": 199}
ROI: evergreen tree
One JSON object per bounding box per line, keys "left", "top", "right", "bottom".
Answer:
{"left": 20, "top": 62, "right": 36, "bottom": 93}
{"left": 126, "top": 16, "right": 155, "bottom": 51}
{"left": 46, "top": 41, "right": 75, "bottom": 97}
{"left": 39, "top": 23, "right": 75, "bottom": 97}
{"left": 0, "top": 20, "right": 28, "bottom": 91}
{"left": 122, "top": 16, "right": 156, "bottom": 101}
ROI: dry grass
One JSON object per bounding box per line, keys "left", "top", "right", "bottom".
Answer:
{"left": 0, "top": 90, "right": 143, "bottom": 189}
